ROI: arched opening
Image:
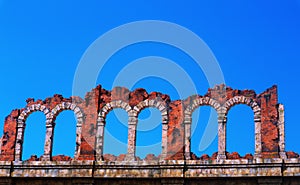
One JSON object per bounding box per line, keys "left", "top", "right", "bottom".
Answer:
{"left": 136, "top": 108, "right": 162, "bottom": 159}
{"left": 103, "top": 108, "right": 128, "bottom": 156}
{"left": 191, "top": 106, "right": 218, "bottom": 158}
{"left": 22, "top": 112, "right": 46, "bottom": 160}
{"left": 227, "top": 104, "right": 254, "bottom": 156}
{"left": 52, "top": 110, "right": 77, "bottom": 157}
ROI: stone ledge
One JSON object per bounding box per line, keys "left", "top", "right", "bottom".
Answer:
{"left": 0, "top": 160, "right": 299, "bottom": 178}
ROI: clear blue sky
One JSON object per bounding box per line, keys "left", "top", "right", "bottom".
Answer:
{"left": 0, "top": 1, "right": 299, "bottom": 159}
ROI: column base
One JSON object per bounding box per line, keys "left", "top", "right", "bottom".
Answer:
{"left": 160, "top": 153, "right": 167, "bottom": 161}
{"left": 217, "top": 153, "right": 226, "bottom": 161}
{"left": 279, "top": 152, "right": 287, "bottom": 159}
{"left": 95, "top": 154, "right": 104, "bottom": 161}
{"left": 254, "top": 153, "right": 262, "bottom": 162}
{"left": 40, "top": 154, "right": 51, "bottom": 161}
{"left": 124, "top": 154, "right": 135, "bottom": 161}
{"left": 184, "top": 152, "right": 191, "bottom": 160}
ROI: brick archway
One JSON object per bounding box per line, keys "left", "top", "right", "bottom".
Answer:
{"left": 183, "top": 96, "right": 221, "bottom": 160}
{"left": 133, "top": 98, "right": 169, "bottom": 160}
{"left": 96, "top": 100, "right": 135, "bottom": 161}
{"left": 224, "top": 96, "right": 262, "bottom": 156}
{"left": 44, "top": 102, "right": 84, "bottom": 160}
{"left": 15, "top": 104, "right": 51, "bottom": 161}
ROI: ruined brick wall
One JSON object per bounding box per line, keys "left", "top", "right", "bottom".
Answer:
{"left": 0, "top": 84, "right": 287, "bottom": 161}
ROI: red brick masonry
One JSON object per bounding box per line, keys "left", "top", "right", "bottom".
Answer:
{"left": 0, "top": 84, "right": 291, "bottom": 161}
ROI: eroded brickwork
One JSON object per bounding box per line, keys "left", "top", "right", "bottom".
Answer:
{"left": 0, "top": 84, "right": 290, "bottom": 162}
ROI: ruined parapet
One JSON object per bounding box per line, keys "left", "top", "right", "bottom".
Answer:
{"left": 0, "top": 84, "right": 290, "bottom": 162}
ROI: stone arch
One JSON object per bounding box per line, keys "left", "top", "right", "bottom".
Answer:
{"left": 224, "top": 96, "right": 262, "bottom": 157}
{"left": 96, "top": 100, "right": 134, "bottom": 161}
{"left": 99, "top": 100, "right": 132, "bottom": 120}
{"left": 224, "top": 96, "right": 261, "bottom": 119}
{"left": 15, "top": 104, "right": 51, "bottom": 161}
{"left": 183, "top": 96, "right": 221, "bottom": 160}
{"left": 133, "top": 98, "right": 169, "bottom": 160}
{"left": 18, "top": 104, "right": 51, "bottom": 126}
{"left": 45, "top": 102, "right": 84, "bottom": 160}
{"left": 134, "top": 98, "right": 168, "bottom": 124}
{"left": 51, "top": 102, "right": 84, "bottom": 123}
{"left": 184, "top": 96, "right": 221, "bottom": 124}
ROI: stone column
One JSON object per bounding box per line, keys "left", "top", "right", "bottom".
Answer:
{"left": 217, "top": 114, "right": 226, "bottom": 160}
{"left": 95, "top": 119, "right": 105, "bottom": 161}
{"left": 42, "top": 122, "right": 55, "bottom": 161}
{"left": 278, "top": 104, "right": 287, "bottom": 159}
{"left": 184, "top": 121, "right": 191, "bottom": 160}
{"left": 160, "top": 123, "right": 168, "bottom": 160}
{"left": 74, "top": 121, "right": 82, "bottom": 159}
{"left": 14, "top": 120, "right": 25, "bottom": 161}
{"left": 126, "top": 116, "right": 137, "bottom": 161}
{"left": 254, "top": 117, "right": 262, "bottom": 159}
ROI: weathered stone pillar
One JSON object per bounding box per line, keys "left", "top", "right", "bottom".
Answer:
{"left": 160, "top": 123, "right": 168, "bottom": 160}
{"left": 254, "top": 118, "right": 262, "bottom": 159}
{"left": 126, "top": 116, "right": 137, "bottom": 161}
{"left": 184, "top": 121, "right": 191, "bottom": 160}
{"left": 74, "top": 120, "right": 83, "bottom": 160}
{"left": 95, "top": 119, "right": 105, "bottom": 161}
{"left": 14, "top": 120, "right": 25, "bottom": 161}
{"left": 42, "top": 121, "right": 55, "bottom": 161}
{"left": 217, "top": 114, "right": 226, "bottom": 160}
{"left": 278, "top": 104, "right": 287, "bottom": 159}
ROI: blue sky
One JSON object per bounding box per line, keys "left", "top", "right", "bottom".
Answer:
{"left": 0, "top": 1, "right": 299, "bottom": 159}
